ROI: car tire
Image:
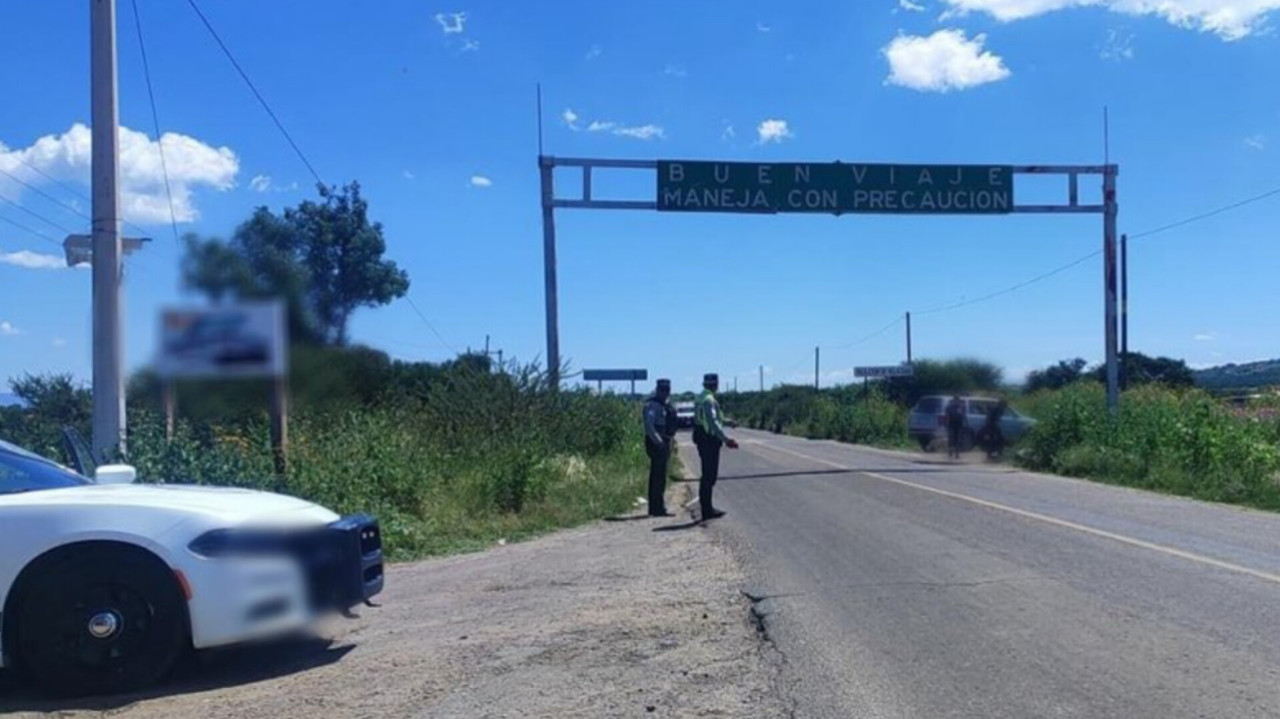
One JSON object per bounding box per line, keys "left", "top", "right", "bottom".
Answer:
{"left": 13, "top": 545, "right": 188, "bottom": 697}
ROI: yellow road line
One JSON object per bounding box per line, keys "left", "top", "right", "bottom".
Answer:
{"left": 756, "top": 440, "right": 1280, "bottom": 586}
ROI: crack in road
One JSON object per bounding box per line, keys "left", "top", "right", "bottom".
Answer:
{"left": 741, "top": 590, "right": 800, "bottom": 719}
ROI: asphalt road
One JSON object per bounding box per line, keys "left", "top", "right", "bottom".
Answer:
{"left": 681, "top": 429, "right": 1280, "bottom": 718}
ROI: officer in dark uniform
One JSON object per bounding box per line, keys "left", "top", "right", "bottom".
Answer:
{"left": 693, "top": 373, "right": 738, "bottom": 521}
{"left": 643, "top": 379, "right": 675, "bottom": 517}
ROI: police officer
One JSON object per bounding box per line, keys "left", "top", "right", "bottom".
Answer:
{"left": 693, "top": 373, "right": 738, "bottom": 521}
{"left": 643, "top": 379, "right": 675, "bottom": 517}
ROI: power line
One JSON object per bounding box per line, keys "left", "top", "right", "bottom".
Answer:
{"left": 0, "top": 160, "right": 153, "bottom": 238}
{"left": 129, "top": 0, "right": 181, "bottom": 247}
{"left": 0, "top": 193, "right": 77, "bottom": 235}
{"left": 184, "top": 0, "right": 324, "bottom": 187}
{"left": 0, "top": 213, "right": 64, "bottom": 248}
{"left": 1129, "top": 184, "right": 1280, "bottom": 241}
{"left": 907, "top": 181, "right": 1280, "bottom": 319}
{"left": 0, "top": 166, "right": 91, "bottom": 225}
{"left": 825, "top": 315, "right": 904, "bottom": 350}
{"left": 914, "top": 250, "right": 1101, "bottom": 317}
{"left": 404, "top": 296, "right": 457, "bottom": 353}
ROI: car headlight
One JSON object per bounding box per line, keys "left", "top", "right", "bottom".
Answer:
{"left": 188, "top": 528, "right": 291, "bottom": 558}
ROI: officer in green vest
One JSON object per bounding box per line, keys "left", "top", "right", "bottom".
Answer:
{"left": 693, "top": 373, "right": 738, "bottom": 521}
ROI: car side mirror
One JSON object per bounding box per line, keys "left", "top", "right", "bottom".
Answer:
{"left": 95, "top": 464, "right": 138, "bottom": 484}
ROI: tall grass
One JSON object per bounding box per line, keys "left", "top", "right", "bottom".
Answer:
{"left": 1019, "top": 382, "right": 1280, "bottom": 509}
{"left": 112, "top": 366, "right": 647, "bottom": 560}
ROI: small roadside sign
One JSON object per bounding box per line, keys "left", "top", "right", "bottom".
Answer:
{"left": 583, "top": 369, "right": 648, "bottom": 382}
{"left": 854, "top": 364, "right": 915, "bottom": 379}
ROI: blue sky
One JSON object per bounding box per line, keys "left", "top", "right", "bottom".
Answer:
{"left": 1, "top": 0, "right": 1278, "bottom": 393}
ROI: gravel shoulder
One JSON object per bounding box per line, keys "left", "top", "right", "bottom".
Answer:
{"left": 1, "top": 468, "right": 787, "bottom": 718}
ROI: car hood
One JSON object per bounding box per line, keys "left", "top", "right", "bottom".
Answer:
{"left": 2, "top": 483, "right": 339, "bottom": 526}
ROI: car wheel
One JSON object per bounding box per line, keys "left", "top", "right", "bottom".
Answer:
{"left": 13, "top": 546, "right": 188, "bottom": 697}
{"left": 917, "top": 436, "right": 934, "bottom": 452}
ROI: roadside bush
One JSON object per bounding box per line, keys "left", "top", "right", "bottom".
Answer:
{"left": 1019, "top": 382, "right": 1280, "bottom": 509}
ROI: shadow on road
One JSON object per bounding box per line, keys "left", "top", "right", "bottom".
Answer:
{"left": 653, "top": 520, "right": 704, "bottom": 532}
{"left": 0, "top": 634, "right": 353, "bottom": 713}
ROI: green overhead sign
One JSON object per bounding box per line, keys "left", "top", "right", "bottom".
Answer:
{"left": 656, "top": 160, "right": 1014, "bottom": 215}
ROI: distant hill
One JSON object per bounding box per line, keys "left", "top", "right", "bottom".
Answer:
{"left": 0, "top": 393, "right": 24, "bottom": 408}
{"left": 1193, "top": 360, "right": 1280, "bottom": 391}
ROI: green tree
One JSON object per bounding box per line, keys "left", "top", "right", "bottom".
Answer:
{"left": 1092, "top": 352, "right": 1194, "bottom": 389}
{"left": 1026, "top": 358, "right": 1088, "bottom": 393}
{"left": 182, "top": 183, "right": 409, "bottom": 345}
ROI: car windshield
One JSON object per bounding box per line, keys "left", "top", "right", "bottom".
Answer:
{"left": 0, "top": 442, "right": 90, "bottom": 494}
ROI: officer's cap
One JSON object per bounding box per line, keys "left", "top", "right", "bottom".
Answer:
{"left": 703, "top": 373, "right": 719, "bottom": 384}
{"left": 656, "top": 378, "right": 671, "bottom": 390}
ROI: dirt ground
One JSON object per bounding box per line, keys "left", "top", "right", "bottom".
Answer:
{"left": 0, "top": 481, "right": 789, "bottom": 718}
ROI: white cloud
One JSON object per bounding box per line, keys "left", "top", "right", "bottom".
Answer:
{"left": 434, "top": 12, "right": 466, "bottom": 34}
{"left": 664, "top": 64, "right": 688, "bottom": 77}
{"left": 722, "top": 124, "right": 737, "bottom": 141}
{"left": 581, "top": 117, "right": 666, "bottom": 140}
{"left": 757, "top": 21, "right": 772, "bottom": 32}
{"left": 1194, "top": 332, "right": 1217, "bottom": 341}
{"left": 614, "top": 124, "right": 665, "bottom": 140}
{"left": 562, "top": 108, "right": 580, "bottom": 130}
{"left": 402, "top": 170, "right": 416, "bottom": 180}
{"left": 51, "top": 338, "right": 67, "bottom": 348}
{"left": 1100, "top": 28, "right": 1136, "bottom": 59}
{"left": 756, "top": 119, "right": 794, "bottom": 144}
{"left": 899, "top": 0, "right": 927, "bottom": 11}
{"left": 0, "top": 249, "right": 64, "bottom": 270}
{"left": 939, "top": 1, "right": 1280, "bottom": 41}
{"left": 247, "top": 174, "right": 297, "bottom": 193}
{"left": 586, "top": 44, "right": 603, "bottom": 60}
{"left": 0, "top": 321, "right": 20, "bottom": 336}
{"left": 0, "top": 123, "right": 238, "bottom": 225}
{"left": 461, "top": 39, "right": 480, "bottom": 52}
{"left": 470, "top": 175, "right": 493, "bottom": 187}
{"left": 883, "top": 29, "right": 1011, "bottom": 92}
{"left": 1245, "top": 134, "right": 1267, "bottom": 150}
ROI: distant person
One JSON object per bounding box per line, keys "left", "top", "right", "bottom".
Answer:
{"left": 982, "top": 399, "right": 1008, "bottom": 460}
{"left": 643, "top": 379, "right": 675, "bottom": 517}
{"left": 693, "top": 373, "right": 739, "bottom": 521}
{"left": 945, "top": 395, "right": 966, "bottom": 459}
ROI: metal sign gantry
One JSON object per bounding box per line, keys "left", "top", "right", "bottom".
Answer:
{"left": 539, "top": 156, "right": 1120, "bottom": 409}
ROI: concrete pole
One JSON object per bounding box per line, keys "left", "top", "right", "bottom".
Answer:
{"left": 814, "top": 346, "right": 820, "bottom": 390}
{"left": 91, "top": 0, "right": 125, "bottom": 461}
{"left": 1103, "top": 166, "right": 1120, "bottom": 411}
{"left": 759, "top": 365, "right": 763, "bottom": 392}
{"left": 1120, "top": 233, "right": 1129, "bottom": 390}
{"left": 905, "top": 311, "right": 913, "bottom": 364}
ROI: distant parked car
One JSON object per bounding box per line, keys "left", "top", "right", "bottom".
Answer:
{"left": 907, "top": 395, "right": 1036, "bottom": 452}
{"left": 674, "top": 402, "right": 696, "bottom": 430}
{"left": 166, "top": 313, "right": 270, "bottom": 366}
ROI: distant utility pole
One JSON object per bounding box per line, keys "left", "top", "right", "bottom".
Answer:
{"left": 814, "top": 346, "right": 820, "bottom": 390}
{"left": 1120, "top": 233, "right": 1129, "bottom": 390}
{"left": 759, "top": 364, "right": 764, "bottom": 392}
{"left": 91, "top": 0, "right": 125, "bottom": 462}
{"left": 905, "top": 311, "right": 913, "bottom": 364}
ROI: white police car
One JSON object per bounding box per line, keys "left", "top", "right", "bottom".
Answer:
{"left": 0, "top": 437, "right": 382, "bottom": 696}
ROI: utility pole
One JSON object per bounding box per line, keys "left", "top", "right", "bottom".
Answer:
{"left": 497, "top": 349, "right": 504, "bottom": 372}
{"left": 91, "top": 0, "right": 125, "bottom": 462}
{"left": 905, "top": 311, "right": 913, "bottom": 364}
{"left": 1103, "top": 165, "right": 1120, "bottom": 411}
{"left": 759, "top": 364, "right": 764, "bottom": 392}
{"left": 814, "top": 346, "right": 820, "bottom": 390}
{"left": 1120, "top": 233, "right": 1129, "bottom": 390}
